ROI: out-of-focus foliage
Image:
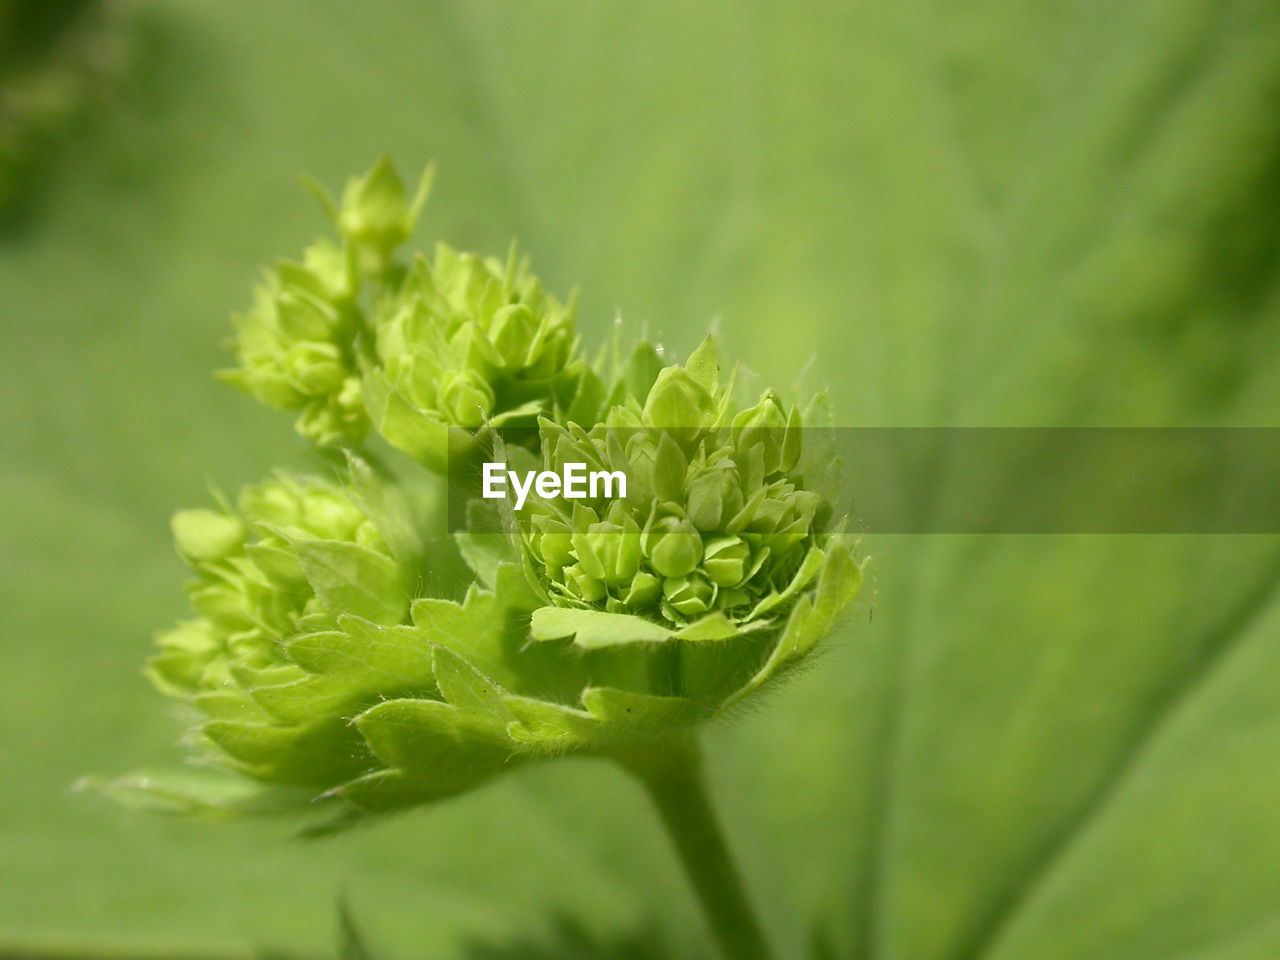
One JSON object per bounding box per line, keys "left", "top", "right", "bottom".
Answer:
{"left": 3, "top": 1, "right": 1280, "bottom": 959}
{"left": 330, "top": 904, "right": 704, "bottom": 960}
{"left": 0, "top": 0, "right": 126, "bottom": 213}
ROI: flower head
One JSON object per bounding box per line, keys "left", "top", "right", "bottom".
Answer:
{"left": 219, "top": 158, "right": 601, "bottom": 462}
{"left": 336, "top": 155, "right": 432, "bottom": 274}
{"left": 219, "top": 241, "right": 367, "bottom": 446}
{"left": 520, "top": 338, "right": 831, "bottom": 639}
{"left": 362, "top": 243, "right": 602, "bottom": 470}
{"left": 148, "top": 474, "right": 417, "bottom": 790}
{"left": 125, "top": 341, "right": 858, "bottom": 826}
{"left": 110, "top": 165, "right": 861, "bottom": 830}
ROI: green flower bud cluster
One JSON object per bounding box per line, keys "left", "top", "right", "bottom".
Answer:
{"left": 363, "top": 243, "right": 602, "bottom": 470}
{"left": 148, "top": 474, "right": 421, "bottom": 789}
{"left": 219, "top": 157, "right": 428, "bottom": 447}
{"left": 221, "top": 239, "right": 367, "bottom": 446}
{"left": 112, "top": 162, "right": 861, "bottom": 831}
{"left": 519, "top": 338, "right": 846, "bottom": 647}
{"left": 220, "top": 157, "right": 600, "bottom": 461}
{"left": 154, "top": 474, "right": 394, "bottom": 692}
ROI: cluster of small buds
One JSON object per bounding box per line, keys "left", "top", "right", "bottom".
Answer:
{"left": 220, "top": 157, "right": 600, "bottom": 464}
{"left": 221, "top": 239, "right": 366, "bottom": 445}
{"left": 365, "top": 243, "right": 600, "bottom": 469}
{"left": 220, "top": 158, "right": 434, "bottom": 446}
{"left": 521, "top": 339, "right": 832, "bottom": 644}
{"left": 154, "top": 476, "right": 399, "bottom": 685}
{"left": 118, "top": 160, "right": 860, "bottom": 827}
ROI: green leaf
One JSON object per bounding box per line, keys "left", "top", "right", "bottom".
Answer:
{"left": 293, "top": 538, "right": 408, "bottom": 624}
{"left": 9, "top": 0, "right": 1280, "bottom": 957}
{"left": 503, "top": 696, "right": 599, "bottom": 749}
{"left": 361, "top": 371, "right": 453, "bottom": 471}
{"left": 202, "top": 716, "right": 371, "bottom": 787}
{"left": 409, "top": 566, "right": 554, "bottom": 697}
{"left": 454, "top": 499, "right": 523, "bottom": 589}
{"left": 284, "top": 618, "right": 430, "bottom": 678}
{"left": 250, "top": 618, "right": 435, "bottom": 723}
{"left": 530, "top": 605, "right": 673, "bottom": 649}
{"left": 344, "top": 449, "right": 473, "bottom": 598}
{"left": 730, "top": 538, "right": 861, "bottom": 704}
{"left": 349, "top": 698, "right": 514, "bottom": 806}
{"left": 431, "top": 645, "right": 512, "bottom": 718}
{"left": 82, "top": 769, "right": 318, "bottom": 820}
{"left": 580, "top": 687, "right": 706, "bottom": 731}
{"left": 502, "top": 688, "right": 706, "bottom": 749}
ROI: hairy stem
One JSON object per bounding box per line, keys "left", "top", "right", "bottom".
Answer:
{"left": 616, "top": 740, "right": 774, "bottom": 960}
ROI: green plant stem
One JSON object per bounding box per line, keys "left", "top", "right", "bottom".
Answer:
{"left": 616, "top": 739, "right": 774, "bottom": 960}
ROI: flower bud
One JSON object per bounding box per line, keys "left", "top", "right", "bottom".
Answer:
{"left": 285, "top": 342, "right": 346, "bottom": 393}
{"left": 643, "top": 515, "right": 703, "bottom": 578}
{"left": 564, "top": 562, "right": 608, "bottom": 602}
{"left": 222, "top": 246, "right": 368, "bottom": 447}
{"left": 733, "top": 390, "right": 801, "bottom": 475}
{"left": 619, "top": 570, "right": 662, "bottom": 608}
{"left": 439, "top": 370, "right": 495, "bottom": 427}
{"left": 662, "top": 572, "right": 715, "bottom": 619}
{"left": 488, "top": 303, "right": 539, "bottom": 369}
{"left": 514, "top": 338, "right": 849, "bottom": 650}
{"left": 642, "top": 367, "right": 718, "bottom": 430}
{"left": 337, "top": 156, "right": 431, "bottom": 271}
{"left": 366, "top": 242, "right": 599, "bottom": 467}
{"left": 686, "top": 463, "right": 745, "bottom": 532}
{"left": 171, "top": 509, "right": 245, "bottom": 564}
{"left": 650, "top": 432, "right": 688, "bottom": 503}
{"left": 702, "top": 536, "right": 751, "bottom": 587}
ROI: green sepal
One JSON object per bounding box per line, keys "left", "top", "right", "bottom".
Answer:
{"left": 431, "top": 646, "right": 513, "bottom": 719}
{"left": 729, "top": 534, "right": 861, "bottom": 706}
{"left": 682, "top": 337, "right": 721, "bottom": 395}
{"left": 361, "top": 369, "right": 455, "bottom": 472}
{"left": 530, "top": 606, "right": 672, "bottom": 649}
{"left": 84, "top": 770, "right": 320, "bottom": 819}
{"left": 745, "top": 544, "right": 827, "bottom": 621}
{"left": 202, "top": 715, "right": 372, "bottom": 787}
{"left": 250, "top": 617, "right": 435, "bottom": 724}
{"left": 293, "top": 537, "right": 408, "bottom": 624}
{"left": 343, "top": 698, "right": 516, "bottom": 810}
{"left": 604, "top": 340, "right": 665, "bottom": 409}
{"left": 673, "top": 611, "right": 752, "bottom": 641}
{"left": 581, "top": 687, "right": 708, "bottom": 731}
{"left": 503, "top": 687, "right": 705, "bottom": 749}
{"left": 642, "top": 367, "right": 717, "bottom": 430}
{"left": 409, "top": 564, "right": 541, "bottom": 690}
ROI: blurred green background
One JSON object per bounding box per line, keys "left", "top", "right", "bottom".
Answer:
{"left": 4, "top": 1, "right": 1280, "bottom": 958}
